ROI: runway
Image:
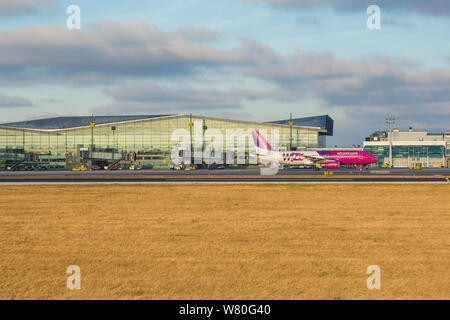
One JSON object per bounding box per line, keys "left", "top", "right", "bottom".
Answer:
{"left": 0, "top": 176, "right": 448, "bottom": 185}
{"left": 0, "top": 168, "right": 449, "bottom": 184}
{"left": 1, "top": 167, "right": 450, "bottom": 176}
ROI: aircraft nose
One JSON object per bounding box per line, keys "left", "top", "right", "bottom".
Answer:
{"left": 371, "top": 156, "right": 378, "bottom": 163}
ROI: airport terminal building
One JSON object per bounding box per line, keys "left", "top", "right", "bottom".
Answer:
{"left": 0, "top": 114, "right": 333, "bottom": 170}
{"left": 363, "top": 128, "right": 450, "bottom": 168}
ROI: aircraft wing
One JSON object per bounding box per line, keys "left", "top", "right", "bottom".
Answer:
{"left": 302, "top": 154, "right": 338, "bottom": 163}
{"left": 302, "top": 154, "right": 325, "bottom": 162}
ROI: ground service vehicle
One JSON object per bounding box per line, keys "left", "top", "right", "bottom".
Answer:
{"left": 72, "top": 166, "right": 88, "bottom": 171}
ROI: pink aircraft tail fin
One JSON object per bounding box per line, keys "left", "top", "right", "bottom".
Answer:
{"left": 252, "top": 131, "right": 272, "bottom": 151}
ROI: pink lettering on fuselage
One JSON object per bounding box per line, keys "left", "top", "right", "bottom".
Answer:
{"left": 282, "top": 152, "right": 304, "bottom": 162}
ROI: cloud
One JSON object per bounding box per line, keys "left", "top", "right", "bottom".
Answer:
{"left": 40, "top": 98, "right": 62, "bottom": 103}
{"left": 0, "top": 17, "right": 447, "bottom": 144}
{"left": 320, "top": 71, "right": 450, "bottom": 110}
{"left": 0, "top": 0, "right": 59, "bottom": 17}
{"left": 249, "top": 52, "right": 413, "bottom": 86}
{"left": 245, "top": 51, "right": 450, "bottom": 143}
{"left": 175, "top": 25, "right": 221, "bottom": 42}
{"left": 0, "top": 94, "right": 34, "bottom": 108}
{"left": 246, "top": 0, "right": 450, "bottom": 16}
{"left": 96, "top": 84, "right": 271, "bottom": 114}
{"left": 383, "top": 16, "right": 414, "bottom": 28}
{"left": 0, "top": 21, "right": 280, "bottom": 85}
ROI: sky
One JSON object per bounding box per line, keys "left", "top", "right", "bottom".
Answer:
{"left": 0, "top": 0, "right": 449, "bottom": 146}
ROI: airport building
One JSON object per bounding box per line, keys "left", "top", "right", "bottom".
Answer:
{"left": 447, "top": 133, "right": 450, "bottom": 167}
{"left": 0, "top": 114, "right": 333, "bottom": 170}
{"left": 363, "top": 128, "right": 449, "bottom": 168}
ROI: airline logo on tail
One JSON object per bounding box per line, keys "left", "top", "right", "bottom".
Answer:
{"left": 252, "top": 131, "right": 272, "bottom": 151}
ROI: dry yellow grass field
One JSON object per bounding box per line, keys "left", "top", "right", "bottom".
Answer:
{"left": 0, "top": 184, "right": 449, "bottom": 300}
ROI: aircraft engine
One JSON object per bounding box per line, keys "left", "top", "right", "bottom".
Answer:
{"left": 324, "top": 161, "right": 340, "bottom": 169}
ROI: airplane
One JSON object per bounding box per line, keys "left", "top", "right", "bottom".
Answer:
{"left": 251, "top": 130, "right": 378, "bottom": 170}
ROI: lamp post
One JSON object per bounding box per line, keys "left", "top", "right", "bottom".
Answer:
{"left": 111, "top": 126, "right": 116, "bottom": 160}
{"left": 90, "top": 115, "right": 95, "bottom": 169}
{"left": 202, "top": 118, "right": 207, "bottom": 165}
{"left": 90, "top": 116, "right": 95, "bottom": 150}
{"left": 289, "top": 113, "right": 293, "bottom": 151}
{"left": 189, "top": 114, "right": 194, "bottom": 165}
{"left": 386, "top": 117, "right": 395, "bottom": 167}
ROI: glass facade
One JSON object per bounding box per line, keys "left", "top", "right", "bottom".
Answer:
{"left": 364, "top": 145, "right": 446, "bottom": 167}
{"left": 0, "top": 115, "right": 322, "bottom": 168}
{"left": 446, "top": 135, "right": 450, "bottom": 156}
{"left": 363, "top": 146, "right": 389, "bottom": 165}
